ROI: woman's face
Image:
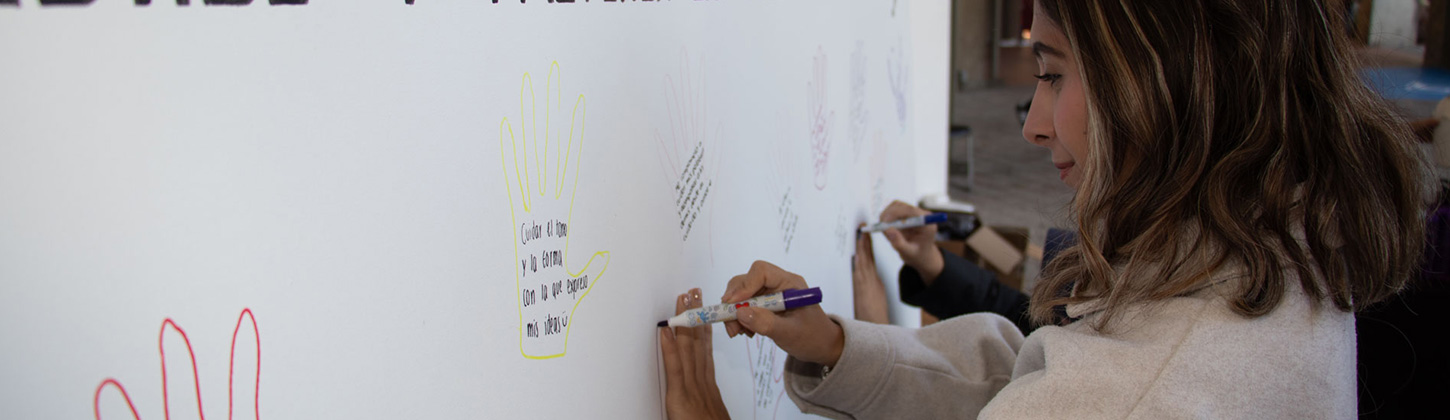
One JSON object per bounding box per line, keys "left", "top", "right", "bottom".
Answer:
{"left": 1023, "top": 5, "right": 1090, "bottom": 189}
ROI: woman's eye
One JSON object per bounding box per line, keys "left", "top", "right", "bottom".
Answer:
{"left": 1033, "top": 73, "right": 1062, "bottom": 85}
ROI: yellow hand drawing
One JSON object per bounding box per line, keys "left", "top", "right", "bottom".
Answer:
{"left": 500, "top": 61, "right": 610, "bottom": 360}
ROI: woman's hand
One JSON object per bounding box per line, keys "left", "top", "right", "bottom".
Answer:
{"left": 879, "top": 200, "right": 945, "bottom": 283}
{"left": 852, "top": 227, "right": 891, "bottom": 324}
{"left": 720, "top": 261, "right": 845, "bottom": 367}
{"left": 659, "top": 288, "right": 730, "bottom": 420}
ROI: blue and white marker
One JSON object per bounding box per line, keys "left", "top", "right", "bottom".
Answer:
{"left": 858, "top": 212, "right": 949, "bottom": 233}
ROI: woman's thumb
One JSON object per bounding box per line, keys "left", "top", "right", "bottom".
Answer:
{"left": 736, "top": 306, "right": 781, "bottom": 337}
{"left": 883, "top": 229, "right": 908, "bottom": 250}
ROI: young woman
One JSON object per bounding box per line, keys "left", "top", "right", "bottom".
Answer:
{"left": 658, "top": 0, "right": 1429, "bottom": 417}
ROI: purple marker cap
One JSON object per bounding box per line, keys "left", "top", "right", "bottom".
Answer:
{"left": 781, "top": 287, "right": 823, "bottom": 309}
{"left": 923, "top": 213, "right": 949, "bottom": 224}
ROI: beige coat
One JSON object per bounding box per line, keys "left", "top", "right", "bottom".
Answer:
{"left": 783, "top": 280, "right": 1356, "bottom": 419}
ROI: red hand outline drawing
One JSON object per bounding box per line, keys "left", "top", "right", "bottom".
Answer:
{"left": 92, "top": 308, "right": 261, "bottom": 420}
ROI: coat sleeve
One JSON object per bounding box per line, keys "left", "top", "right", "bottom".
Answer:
{"left": 782, "top": 314, "right": 1025, "bottom": 419}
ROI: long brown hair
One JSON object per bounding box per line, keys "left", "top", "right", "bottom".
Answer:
{"left": 1030, "top": 0, "right": 1430, "bottom": 329}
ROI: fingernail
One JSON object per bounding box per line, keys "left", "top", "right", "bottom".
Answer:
{"left": 691, "top": 288, "right": 702, "bottom": 302}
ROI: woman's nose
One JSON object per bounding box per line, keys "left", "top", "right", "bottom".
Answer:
{"left": 1021, "top": 92, "right": 1054, "bottom": 147}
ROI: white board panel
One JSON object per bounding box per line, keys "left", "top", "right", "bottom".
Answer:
{"left": 0, "top": 1, "right": 950, "bottom": 418}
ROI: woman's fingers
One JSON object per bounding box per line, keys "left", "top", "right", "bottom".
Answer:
{"left": 883, "top": 228, "right": 910, "bottom": 251}
{"left": 686, "top": 288, "right": 711, "bottom": 390}
{"left": 722, "top": 261, "right": 810, "bottom": 338}
{"left": 702, "top": 331, "right": 717, "bottom": 387}
{"left": 723, "top": 260, "right": 806, "bottom": 303}
{"left": 673, "top": 292, "right": 698, "bottom": 389}
{"left": 860, "top": 229, "right": 877, "bottom": 269}
{"left": 852, "top": 232, "right": 890, "bottom": 324}
{"left": 739, "top": 305, "right": 844, "bottom": 366}
{"left": 721, "top": 273, "right": 747, "bottom": 303}
{"left": 722, "top": 273, "right": 747, "bottom": 337}
{"left": 735, "top": 305, "right": 781, "bottom": 337}
{"left": 855, "top": 227, "right": 872, "bottom": 269}
{"left": 880, "top": 200, "right": 937, "bottom": 258}
{"left": 659, "top": 327, "right": 685, "bottom": 398}
{"left": 722, "top": 320, "right": 741, "bottom": 338}
{"left": 853, "top": 224, "right": 867, "bottom": 273}
{"left": 722, "top": 266, "right": 767, "bottom": 303}
{"left": 663, "top": 288, "right": 734, "bottom": 420}
{"left": 880, "top": 200, "right": 927, "bottom": 222}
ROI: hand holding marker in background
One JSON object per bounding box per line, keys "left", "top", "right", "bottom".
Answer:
{"left": 859, "top": 213, "right": 947, "bottom": 233}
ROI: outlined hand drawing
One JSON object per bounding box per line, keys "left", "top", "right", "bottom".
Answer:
{"left": 887, "top": 40, "right": 910, "bottom": 134}
{"left": 500, "top": 61, "right": 610, "bottom": 360}
{"left": 93, "top": 309, "right": 261, "bottom": 420}
{"left": 766, "top": 121, "right": 801, "bottom": 255}
{"left": 656, "top": 51, "right": 724, "bottom": 262}
{"left": 848, "top": 41, "right": 869, "bottom": 162}
{"left": 807, "top": 47, "right": 835, "bottom": 192}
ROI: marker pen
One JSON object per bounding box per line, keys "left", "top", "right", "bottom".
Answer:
{"left": 859, "top": 213, "right": 948, "bottom": 233}
{"left": 657, "top": 287, "right": 823, "bottom": 328}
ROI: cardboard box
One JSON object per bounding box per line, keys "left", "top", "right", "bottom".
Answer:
{"left": 937, "top": 225, "right": 1030, "bottom": 291}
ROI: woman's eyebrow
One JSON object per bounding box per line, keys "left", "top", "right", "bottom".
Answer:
{"left": 1032, "top": 41, "right": 1066, "bottom": 59}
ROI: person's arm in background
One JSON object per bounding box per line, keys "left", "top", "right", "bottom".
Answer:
{"left": 877, "top": 201, "right": 1033, "bottom": 330}
{"left": 898, "top": 247, "right": 1033, "bottom": 332}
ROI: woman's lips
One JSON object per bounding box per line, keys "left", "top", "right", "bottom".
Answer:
{"left": 1055, "top": 162, "right": 1074, "bottom": 181}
